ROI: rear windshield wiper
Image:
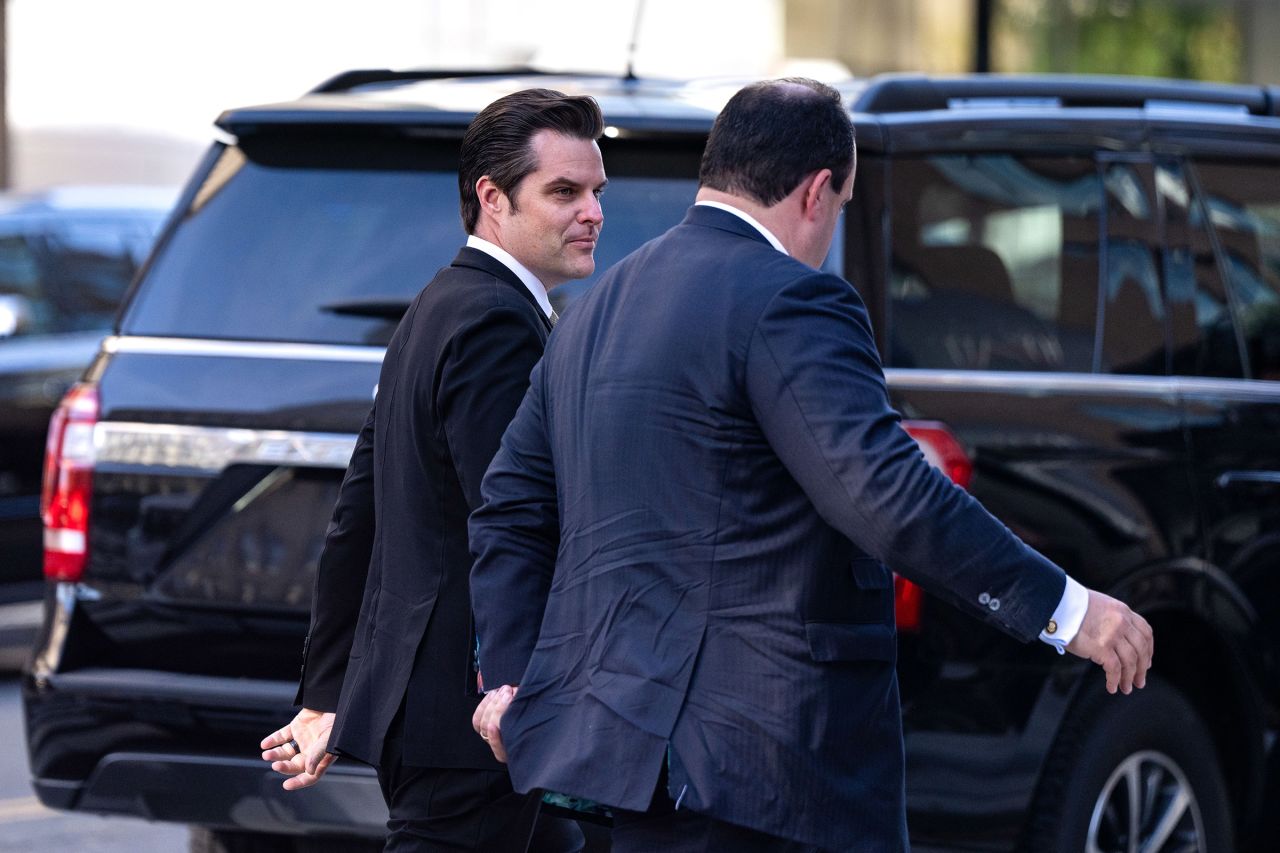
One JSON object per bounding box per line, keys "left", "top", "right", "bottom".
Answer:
{"left": 320, "top": 297, "right": 412, "bottom": 320}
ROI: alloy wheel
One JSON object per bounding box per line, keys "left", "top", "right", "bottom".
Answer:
{"left": 1086, "top": 749, "right": 1206, "bottom": 853}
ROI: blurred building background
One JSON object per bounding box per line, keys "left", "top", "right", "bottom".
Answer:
{"left": 2, "top": 0, "right": 1278, "bottom": 192}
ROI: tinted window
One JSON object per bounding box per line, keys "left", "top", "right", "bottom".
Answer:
{"left": 888, "top": 155, "right": 1100, "bottom": 372}
{"left": 1158, "top": 160, "right": 1244, "bottom": 378}
{"left": 1100, "top": 160, "right": 1166, "bottom": 375}
{"left": 1192, "top": 160, "right": 1280, "bottom": 380}
{"left": 125, "top": 135, "right": 700, "bottom": 345}
{"left": 0, "top": 215, "right": 161, "bottom": 338}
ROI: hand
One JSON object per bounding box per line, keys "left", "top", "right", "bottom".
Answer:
{"left": 1066, "top": 590, "right": 1154, "bottom": 695}
{"left": 472, "top": 684, "right": 517, "bottom": 763}
{"left": 260, "top": 708, "right": 337, "bottom": 791}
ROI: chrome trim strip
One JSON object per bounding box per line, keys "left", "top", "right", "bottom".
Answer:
{"left": 1216, "top": 471, "right": 1280, "bottom": 489}
{"left": 94, "top": 422, "right": 357, "bottom": 471}
{"left": 884, "top": 369, "right": 1280, "bottom": 399}
{"left": 102, "top": 335, "right": 386, "bottom": 364}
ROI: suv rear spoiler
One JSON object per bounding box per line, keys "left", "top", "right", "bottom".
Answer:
{"left": 309, "top": 67, "right": 547, "bottom": 94}
{"left": 855, "top": 73, "right": 1280, "bottom": 117}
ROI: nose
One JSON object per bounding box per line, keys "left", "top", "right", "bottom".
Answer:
{"left": 580, "top": 194, "right": 603, "bottom": 227}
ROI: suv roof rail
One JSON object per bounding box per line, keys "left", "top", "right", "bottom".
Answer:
{"left": 854, "top": 73, "right": 1279, "bottom": 117}
{"left": 309, "top": 67, "right": 545, "bottom": 94}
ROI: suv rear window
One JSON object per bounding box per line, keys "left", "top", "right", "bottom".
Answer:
{"left": 123, "top": 134, "right": 699, "bottom": 346}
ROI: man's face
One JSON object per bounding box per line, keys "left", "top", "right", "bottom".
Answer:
{"left": 496, "top": 130, "right": 607, "bottom": 288}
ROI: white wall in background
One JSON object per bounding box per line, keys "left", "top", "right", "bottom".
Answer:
{"left": 7, "top": 0, "right": 783, "bottom": 190}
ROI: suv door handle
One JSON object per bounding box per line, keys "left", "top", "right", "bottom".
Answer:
{"left": 1215, "top": 471, "right": 1280, "bottom": 489}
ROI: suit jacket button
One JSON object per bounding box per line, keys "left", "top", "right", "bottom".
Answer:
{"left": 988, "top": 598, "right": 1001, "bottom": 611}
{"left": 978, "top": 592, "right": 991, "bottom": 605}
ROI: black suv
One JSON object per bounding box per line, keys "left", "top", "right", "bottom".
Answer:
{"left": 23, "top": 71, "right": 1280, "bottom": 853}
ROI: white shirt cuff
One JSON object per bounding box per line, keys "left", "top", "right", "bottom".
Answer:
{"left": 1039, "top": 575, "right": 1088, "bottom": 654}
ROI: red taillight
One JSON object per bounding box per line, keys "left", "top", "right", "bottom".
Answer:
{"left": 40, "top": 383, "right": 98, "bottom": 582}
{"left": 902, "top": 420, "right": 973, "bottom": 490}
{"left": 894, "top": 420, "right": 974, "bottom": 632}
{"left": 894, "top": 574, "right": 925, "bottom": 632}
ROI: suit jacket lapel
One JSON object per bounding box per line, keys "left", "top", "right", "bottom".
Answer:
{"left": 451, "top": 247, "right": 554, "bottom": 333}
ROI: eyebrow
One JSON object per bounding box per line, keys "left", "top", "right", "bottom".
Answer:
{"left": 544, "top": 176, "right": 609, "bottom": 190}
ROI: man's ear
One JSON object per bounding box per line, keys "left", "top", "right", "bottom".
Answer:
{"left": 802, "top": 169, "right": 834, "bottom": 221}
{"left": 477, "top": 176, "right": 506, "bottom": 218}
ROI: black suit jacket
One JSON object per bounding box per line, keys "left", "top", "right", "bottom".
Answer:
{"left": 297, "top": 246, "right": 550, "bottom": 769}
{"left": 469, "top": 206, "right": 1066, "bottom": 849}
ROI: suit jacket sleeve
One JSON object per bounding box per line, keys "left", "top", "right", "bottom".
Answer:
{"left": 467, "top": 359, "right": 558, "bottom": 688}
{"left": 296, "top": 404, "right": 377, "bottom": 709}
{"left": 437, "top": 303, "right": 547, "bottom": 512}
{"left": 745, "top": 270, "right": 1065, "bottom": 641}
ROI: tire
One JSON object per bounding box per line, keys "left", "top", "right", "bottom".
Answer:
{"left": 1023, "top": 675, "right": 1232, "bottom": 853}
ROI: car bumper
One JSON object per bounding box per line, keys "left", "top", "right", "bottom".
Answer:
{"left": 24, "top": 667, "right": 386, "bottom": 838}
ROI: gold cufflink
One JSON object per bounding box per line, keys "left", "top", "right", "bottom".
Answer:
{"left": 1046, "top": 619, "right": 1058, "bottom": 635}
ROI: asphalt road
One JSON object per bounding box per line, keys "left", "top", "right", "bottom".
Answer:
{"left": 0, "top": 673, "right": 189, "bottom": 852}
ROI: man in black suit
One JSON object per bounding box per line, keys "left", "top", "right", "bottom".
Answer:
{"left": 468, "top": 79, "right": 1153, "bottom": 852}
{"left": 259, "top": 88, "right": 607, "bottom": 852}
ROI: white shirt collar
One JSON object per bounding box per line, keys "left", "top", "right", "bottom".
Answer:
{"left": 465, "top": 235, "right": 555, "bottom": 320}
{"left": 694, "top": 200, "right": 787, "bottom": 255}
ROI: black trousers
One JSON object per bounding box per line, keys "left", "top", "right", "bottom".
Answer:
{"left": 610, "top": 769, "right": 826, "bottom": 853}
{"left": 376, "top": 708, "right": 583, "bottom": 853}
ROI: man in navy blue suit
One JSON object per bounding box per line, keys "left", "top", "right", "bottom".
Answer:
{"left": 468, "top": 79, "right": 1153, "bottom": 852}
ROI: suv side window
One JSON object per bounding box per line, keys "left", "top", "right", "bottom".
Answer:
{"left": 888, "top": 155, "right": 1099, "bottom": 372}
{"left": 39, "top": 219, "right": 157, "bottom": 333}
{"left": 1192, "top": 159, "right": 1280, "bottom": 380}
{"left": 1158, "top": 159, "right": 1245, "bottom": 378}
{"left": 1099, "top": 159, "right": 1166, "bottom": 375}
{"left": 0, "top": 217, "right": 160, "bottom": 340}
{"left": 0, "top": 233, "right": 44, "bottom": 335}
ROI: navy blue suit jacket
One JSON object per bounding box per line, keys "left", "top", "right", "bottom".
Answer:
{"left": 469, "top": 206, "right": 1066, "bottom": 849}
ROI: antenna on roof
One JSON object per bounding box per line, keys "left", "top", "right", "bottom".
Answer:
{"left": 625, "top": 0, "right": 646, "bottom": 81}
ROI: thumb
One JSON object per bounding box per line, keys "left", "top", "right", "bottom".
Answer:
{"left": 304, "top": 744, "right": 329, "bottom": 776}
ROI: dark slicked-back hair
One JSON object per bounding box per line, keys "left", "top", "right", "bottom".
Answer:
{"left": 699, "top": 78, "right": 854, "bottom": 206}
{"left": 458, "top": 88, "right": 604, "bottom": 233}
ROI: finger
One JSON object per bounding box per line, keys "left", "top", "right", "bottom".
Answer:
{"left": 270, "top": 758, "right": 305, "bottom": 777}
{"left": 260, "top": 726, "right": 292, "bottom": 750}
{"left": 306, "top": 751, "right": 336, "bottom": 779}
{"left": 263, "top": 735, "right": 304, "bottom": 761}
{"left": 479, "top": 686, "right": 516, "bottom": 762}
{"left": 1135, "top": 614, "right": 1155, "bottom": 660}
{"left": 283, "top": 771, "right": 322, "bottom": 791}
{"left": 1116, "top": 635, "right": 1140, "bottom": 694}
{"left": 1096, "top": 649, "right": 1121, "bottom": 694}
{"left": 1125, "top": 628, "right": 1153, "bottom": 690}
{"left": 488, "top": 731, "right": 508, "bottom": 764}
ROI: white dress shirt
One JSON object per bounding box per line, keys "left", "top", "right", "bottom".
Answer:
{"left": 694, "top": 199, "right": 1089, "bottom": 651}
{"left": 465, "top": 235, "right": 555, "bottom": 321}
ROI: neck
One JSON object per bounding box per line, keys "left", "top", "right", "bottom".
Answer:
{"left": 695, "top": 187, "right": 796, "bottom": 256}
